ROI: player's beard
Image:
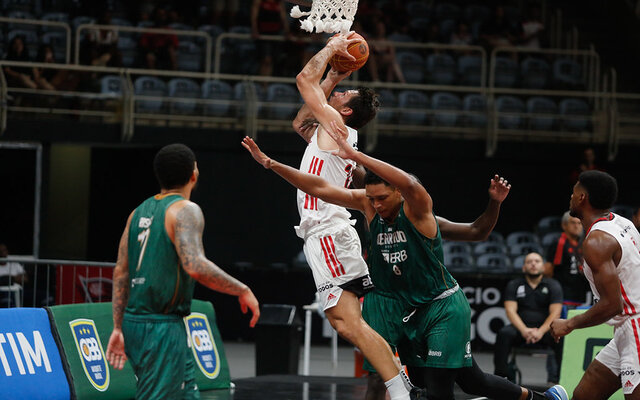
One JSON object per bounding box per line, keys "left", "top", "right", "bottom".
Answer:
{"left": 525, "top": 272, "right": 543, "bottom": 278}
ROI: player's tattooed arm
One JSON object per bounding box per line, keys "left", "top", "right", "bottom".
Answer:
{"left": 112, "top": 214, "right": 132, "bottom": 330}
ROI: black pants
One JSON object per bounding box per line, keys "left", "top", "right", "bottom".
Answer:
{"left": 408, "top": 357, "right": 523, "bottom": 400}
{"left": 493, "top": 324, "right": 563, "bottom": 383}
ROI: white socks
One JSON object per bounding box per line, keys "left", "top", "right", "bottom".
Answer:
{"left": 385, "top": 373, "right": 411, "bottom": 400}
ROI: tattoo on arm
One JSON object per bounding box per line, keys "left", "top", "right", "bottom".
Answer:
{"left": 112, "top": 223, "right": 130, "bottom": 329}
{"left": 175, "top": 203, "right": 248, "bottom": 296}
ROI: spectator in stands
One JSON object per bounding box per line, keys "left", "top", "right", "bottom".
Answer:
{"left": 139, "top": 7, "right": 179, "bottom": 70}
{"left": 494, "top": 252, "right": 563, "bottom": 384}
{"left": 212, "top": 0, "right": 239, "bottom": 29}
{"left": 424, "top": 21, "right": 441, "bottom": 44}
{"left": 0, "top": 243, "right": 28, "bottom": 286}
{"left": 367, "top": 19, "right": 406, "bottom": 83}
{"left": 83, "top": 10, "right": 122, "bottom": 67}
{"left": 544, "top": 211, "right": 591, "bottom": 306}
{"left": 251, "top": 0, "right": 290, "bottom": 77}
{"left": 519, "top": 5, "right": 545, "bottom": 49}
{"left": 480, "top": 5, "right": 519, "bottom": 50}
{"left": 569, "top": 147, "right": 604, "bottom": 184}
{"left": 450, "top": 22, "right": 474, "bottom": 46}
{"left": 32, "top": 44, "right": 57, "bottom": 91}
{"left": 3, "top": 36, "right": 37, "bottom": 89}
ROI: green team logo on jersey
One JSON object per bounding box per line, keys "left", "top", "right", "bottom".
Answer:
{"left": 69, "top": 319, "right": 110, "bottom": 391}
{"left": 185, "top": 313, "right": 221, "bottom": 379}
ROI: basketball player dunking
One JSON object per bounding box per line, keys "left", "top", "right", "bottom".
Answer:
{"left": 551, "top": 171, "right": 640, "bottom": 399}
{"left": 291, "top": 32, "right": 418, "bottom": 400}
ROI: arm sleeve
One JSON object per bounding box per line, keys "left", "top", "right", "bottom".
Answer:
{"left": 503, "top": 279, "right": 518, "bottom": 302}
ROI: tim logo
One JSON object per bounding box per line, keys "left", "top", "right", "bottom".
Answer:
{"left": 185, "top": 313, "right": 221, "bottom": 379}
{"left": 69, "top": 319, "right": 109, "bottom": 391}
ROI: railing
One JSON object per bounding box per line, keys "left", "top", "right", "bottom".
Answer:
{"left": 0, "top": 44, "right": 636, "bottom": 159}
{"left": 75, "top": 24, "right": 213, "bottom": 73}
{"left": 0, "top": 16, "right": 72, "bottom": 63}
{"left": 0, "top": 257, "right": 115, "bottom": 308}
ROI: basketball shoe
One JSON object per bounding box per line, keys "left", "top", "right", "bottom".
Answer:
{"left": 544, "top": 384, "right": 569, "bottom": 400}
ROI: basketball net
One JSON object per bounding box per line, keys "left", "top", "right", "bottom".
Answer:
{"left": 290, "top": 0, "right": 358, "bottom": 33}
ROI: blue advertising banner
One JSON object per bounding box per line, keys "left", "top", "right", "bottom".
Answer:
{"left": 0, "top": 308, "right": 70, "bottom": 400}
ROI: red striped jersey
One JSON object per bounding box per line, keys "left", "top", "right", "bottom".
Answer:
{"left": 294, "top": 125, "right": 358, "bottom": 238}
{"left": 583, "top": 213, "right": 640, "bottom": 326}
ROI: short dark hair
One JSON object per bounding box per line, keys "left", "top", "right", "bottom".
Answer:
{"left": 345, "top": 87, "right": 379, "bottom": 129}
{"left": 578, "top": 170, "right": 618, "bottom": 210}
{"left": 363, "top": 170, "right": 390, "bottom": 186}
{"left": 153, "top": 143, "right": 196, "bottom": 190}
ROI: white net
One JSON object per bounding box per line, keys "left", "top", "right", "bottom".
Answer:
{"left": 290, "top": 0, "right": 358, "bottom": 34}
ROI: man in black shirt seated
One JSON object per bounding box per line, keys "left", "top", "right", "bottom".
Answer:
{"left": 494, "top": 252, "right": 564, "bottom": 384}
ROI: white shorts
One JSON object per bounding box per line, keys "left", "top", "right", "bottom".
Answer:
{"left": 595, "top": 316, "right": 640, "bottom": 394}
{"left": 303, "top": 222, "right": 371, "bottom": 310}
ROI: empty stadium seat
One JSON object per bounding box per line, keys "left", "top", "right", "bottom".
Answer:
{"left": 198, "top": 24, "right": 224, "bottom": 49}
{"left": 177, "top": 41, "right": 203, "bottom": 71}
{"left": 397, "top": 90, "right": 429, "bottom": 124}
{"left": 540, "top": 232, "right": 562, "bottom": 248}
{"left": 509, "top": 243, "right": 543, "bottom": 257}
{"left": 506, "top": 231, "right": 539, "bottom": 246}
{"left": 458, "top": 55, "right": 482, "bottom": 86}
{"left": 406, "top": 1, "right": 431, "bottom": 18}
{"left": 134, "top": 76, "right": 167, "bottom": 113}
{"left": 6, "top": 11, "right": 37, "bottom": 31}
{"left": 537, "top": 215, "right": 562, "bottom": 235}
{"left": 487, "top": 231, "right": 505, "bottom": 243}
{"left": 432, "top": 92, "right": 462, "bottom": 126}
{"left": 387, "top": 33, "right": 415, "bottom": 43}
{"left": 473, "top": 242, "right": 508, "bottom": 256}
{"left": 521, "top": 57, "right": 550, "bottom": 89}
{"left": 464, "top": 5, "right": 491, "bottom": 23}
{"left": 495, "top": 96, "right": 525, "bottom": 129}
{"left": 435, "top": 2, "right": 461, "bottom": 20}
{"left": 266, "top": 83, "right": 299, "bottom": 119}
{"left": 72, "top": 16, "right": 95, "bottom": 31}
{"left": 40, "top": 12, "right": 69, "bottom": 32}
{"left": 476, "top": 253, "right": 511, "bottom": 272}
{"left": 553, "top": 59, "right": 582, "bottom": 87}
{"left": 117, "top": 37, "right": 137, "bottom": 67}
{"left": 234, "top": 81, "right": 265, "bottom": 117}
{"left": 462, "top": 94, "right": 487, "bottom": 128}
{"left": 427, "top": 53, "right": 456, "bottom": 85}
{"left": 439, "top": 19, "right": 457, "bottom": 42}
{"left": 168, "top": 78, "right": 200, "bottom": 114}
{"left": 225, "top": 26, "right": 257, "bottom": 74}
{"left": 445, "top": 254, "right": 475, "bottom": 273}
{"left": 442, "top": 241, "right": 472, "bottom": 256}
{"left": 493, "top": 57, "right": 518, "bottom": 87}
{"left": 202, "top": 79, "right": 233, "bottom": 117}
{"left": 377, "top": 89, "right": 397, "bottom": 123}
{"left": 408, "top": 18, "right": 430, "bottom": 38}
{"left": 2, "top": 0, "right": 34, "bottom": 13}
{"left": 526, "top": 96, "right": 557, "bottom": 130}
{"left": 169, "top": 23, "right": 193, "bottom": 31}
{"left": 100, "top": 75, "right": 123, "bottom": 96}
{"left": 559, "top": 98, "right": 590, "bottom": 131}
{"left": 396, "top": 52, "right": 425, "bottom": 84}
{"left": 110, "top": 17, "right": 134, "bottom": 38}
{"left": 511, "top": 254, "right": 527, "bottom": 270}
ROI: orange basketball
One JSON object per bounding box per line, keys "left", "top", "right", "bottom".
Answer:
{"left": 329, "top": 32, "right": 369, "bottom": 73}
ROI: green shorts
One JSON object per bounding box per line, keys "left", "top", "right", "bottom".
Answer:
{"left": 123, "top": 313, "right": 200, "bottom": 400}
{"left": 362, "top": 288, "right": 472, "bottom": 371}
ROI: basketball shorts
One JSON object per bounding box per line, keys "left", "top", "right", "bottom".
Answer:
{"left": 303, "top": 222, "right": 374, "bottom": 310}
{"left": 123, "top": 313, "right": 200, "bottom": 400}
{"left": 362, "top": 287, "right": 472, "bottom": 372}
{"left": 595, "top": 316, "right": 640, "bottom": 395}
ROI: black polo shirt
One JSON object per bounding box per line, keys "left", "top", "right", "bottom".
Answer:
{"left": 546, "top": 232, "right": 590, "bottom": 303}
{"left": 504, "top": 277, "right": 563, "bottom": 327}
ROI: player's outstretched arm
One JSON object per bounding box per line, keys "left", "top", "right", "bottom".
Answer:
{"left": 172, "top": 202, "right": 260, "bottom": 327}
{"left": 438, "top": 175, "right": 511, "bottom": 241}
{"left": 293, "top": 68, "right": 352, "bottom": 142}
{"left": 107, "top": 212, "right": 132, "bottom": 370}
{"left": 551, "top": 231, "right": 623, "bottom": 339}
{"left": 242, "top": 137, "right": 366, "bottom": 212}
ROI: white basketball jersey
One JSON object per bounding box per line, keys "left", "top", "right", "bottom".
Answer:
{"left": 294, "top": 126, "right": 358, "bottom": 239}
{"left": 583, "top": 213, "right": 640, "bottom": 326}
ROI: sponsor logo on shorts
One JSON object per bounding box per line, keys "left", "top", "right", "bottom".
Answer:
{"left": 362, "top": 276, "right": 372, "bottom": 287}
{"left": 625, "top": 380, "right": 634, "bottom": 388}
{"left": 621, "top": 368, "right": 635, "bottom": 376}
{"left": 428, "top": 350, "right": 442, "bottom": 357}
{"left": 317, "top": 282, "right": 334, "bottom": 293}
{"left": 185, "top": 313, "right": 221, "bottom": 379}
{"left": 327, "top": 293, "right": 337, "bottom": 301}
{"left": 465, "top": 341, "right": 472, "bottom": 359}
{"left": 69, "top": 319, "right": 110, "bottom": 391}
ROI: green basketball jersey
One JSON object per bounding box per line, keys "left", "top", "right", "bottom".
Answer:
{"left": 125, "top": 194, "right": 195, "bottom": 316}
{"left": 368, "top": 205, "right": 457, "bottom": 307}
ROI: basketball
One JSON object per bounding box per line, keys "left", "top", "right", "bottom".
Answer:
{"left": 329, "top": 32, "right": 369, "bottom": 73}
